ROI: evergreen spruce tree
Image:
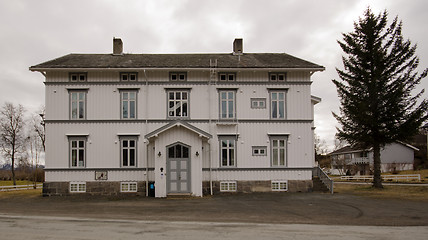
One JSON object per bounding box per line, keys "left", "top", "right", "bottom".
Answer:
{"left": 333, "top": 8, "right": 428, "bottom": 188}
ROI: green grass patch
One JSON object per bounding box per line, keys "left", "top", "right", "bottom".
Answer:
{"left": 0, "top": 180, "right": 41, "bottom": 186}
{"left": 335, "top": 183, "right": 428, "bottom": 201}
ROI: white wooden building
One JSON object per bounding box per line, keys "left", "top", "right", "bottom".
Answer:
{"left": 30, "top": 38, "right": 324, "bottom": 197}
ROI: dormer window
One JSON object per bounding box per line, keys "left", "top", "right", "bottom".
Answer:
{"left": 120, "top": 72, "right": 138, "bottom": 81}
{"left": 170, "top": 72, "right": 187, "bottom": 81}
{"left": 269, "top": 73, "right": 287, "bottom": 82}
{"left": 70, "top": 73, "right": 87, "bottom": 82}
{"left": 219, "top": 73, "right": 236, "bottom": 82}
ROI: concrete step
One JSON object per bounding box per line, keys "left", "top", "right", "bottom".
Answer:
{"left": 312, "top": 177, "right": 329, "bottom": 192}
{"left": 167, "top": 193, "right": 192, "bottom": 199}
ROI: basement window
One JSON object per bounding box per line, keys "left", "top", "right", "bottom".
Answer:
{"left": 70, "top": 182, "right": 86, "bottom": 193}
{"left": 121, "top": 182, "right": 137, "bottom": 192}
{"left": 271, "top": 180, "right": 287, "bottom": 191}
{"left": 220, "top": 181, "right": 237, "bottom": 192}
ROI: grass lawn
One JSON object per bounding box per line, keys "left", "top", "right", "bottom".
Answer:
{"left": 334, "top": 183, "right": 428, "bottom": 201}
{"left": 0, "top": 180, "right": 41, "bottom": 186}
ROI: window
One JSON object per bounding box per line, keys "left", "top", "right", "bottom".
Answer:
{"left": 167, "top": 90, "right": 189, "bottom": 118}
{"left": 359, "top": 151, "right": 368, "bottom": 158}
{"left": 252, "top": 146, "right": 267, "bottom": 156}
{"left": 70, "top": 73, "right": 87, "bottom": 82}
{"left": 70, "top": 182, "right": 86, "bottom": 193}
{"left": 121, "top": 182, "right": 137, "bottom": 192}
{"left": 251, "top": 98, "right": 266, "bottom": 109}
{"left": 170, "top": 72, "right": 187, "bottom": 81}
{"left": 69, "top": 137, "right": 86, "bottom": 167}
{"left": 270, "top": 91, "right": 286, "bottom": 119}
{"left": 219, "top": 136, "right": 236, "bottom": 167}
{"left": 121, "top": 91, "right": 137, "bottom": 119}
{"left": 271, "top": 181, "right": 288, "bottom": 191}
{"left": 121, "top": 137, "right": 137, "bottom": 167}
{"left": 269, "top": 73, "right": 286, "bottom": 82}
{"left": 69, "top": 91, "right": 87, "bottom": 120}
{"left": 120, "top": 72, "right": 138, "bottom": 81}
{"left": 219, "top": 90, "right": 236, "bottom": 119}
{"left": 219, "top": 73, "right": 236, "bottom": 81}
{"left": 270, "top": 136, "right": 287, "bottom": 167}
{"left": 220, "top": 181, "right": 237, "bottom": 192}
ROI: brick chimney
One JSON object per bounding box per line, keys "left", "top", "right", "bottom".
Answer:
{"left": 233, "top": 38, "right": 243, "bottom": 55}
{"left": 113, "top": 38, "right": 123, "bottom": 55}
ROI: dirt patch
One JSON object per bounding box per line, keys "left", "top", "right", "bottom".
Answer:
{"left": 1, "top": 190, "right": 428, "bottom": 226}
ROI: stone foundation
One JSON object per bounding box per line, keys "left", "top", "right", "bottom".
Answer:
{"left": 202, "top": 180, "right": 313, "bottom": 195}
{"left": 43, "top": 181, "right": 148, "bottom": 196}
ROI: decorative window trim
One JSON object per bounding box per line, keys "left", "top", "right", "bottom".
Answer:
{"left": 120, "top": 136, "right": 138, "bottom": 167}
{"left": 219, "top": 136, "right": 237, "bottom": 167}
{"left": 269, "top": 72, "right": 287, "bottom": 82}
{"left": 120, "top": 90, "right": 138, "bottom": 119}
{"left": 220, "top": 181, "right": 237, "bottom": 192}
{"left": 270, "top": 135, "right": 288, "bottom": 167}
{"left": 69, "top": 90, "right": 87, "bottom": 120}
{"left": 120, "top": 72, "right": 138, "bottom": 81}
{"left": 252, "top": 146, "right": 267, "bottom": 156}
{"left": 218, "top": 90, "right": 236, "bottom": 119}
{"left": 251, "top": 98, "right": 266, "bottom": 109}
{"left": 70, "top": 182, "right": 86, "bottom": 193}
{"left": 169, "top": 72, "right": 187, "bottom": 81}
{"left": 219, "top": 72, "right": 236, "bottom": 82}
{"left": 166, "top": 90, "right": 190, "bottom": 119}
{"left": 68, "top": 136, "right": 87, "bottom": 168}
{"left": 120, "top": 182, "right": 137, "bottom": 192}
{"left": 271, "top": 180, "right": 288, "bottom": 191}
{"left": 269, "top": 90, "right": 286, "bottom": 119}
{"left": 69, "top": 72, "right": 87, "bottom": 82}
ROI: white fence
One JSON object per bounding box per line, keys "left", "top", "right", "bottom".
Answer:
{"left": 0, "top": 183, "right": 43, "bottom": 191}
{"left": 340, "top": 174, "right": 421, "bottom": 182}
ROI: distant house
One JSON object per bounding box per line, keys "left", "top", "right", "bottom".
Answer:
{"left": 30, "top": 38, "right": 324, "bottom": 197}
{"left": 329, "top": 142, "right": 418, "bottom": 175}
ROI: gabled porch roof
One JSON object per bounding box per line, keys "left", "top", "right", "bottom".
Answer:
{"left": 145, "top": 120, "right": 212, "bottom": 140}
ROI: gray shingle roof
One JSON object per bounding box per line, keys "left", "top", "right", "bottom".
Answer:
{"left": 30, "top": 53, "right": 324, "bottom": 70}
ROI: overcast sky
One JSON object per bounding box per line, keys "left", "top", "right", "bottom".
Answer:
{"left": 0, "top": 0, "right": 427, "bottom": 151}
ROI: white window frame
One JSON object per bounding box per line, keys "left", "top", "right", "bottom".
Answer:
{"left": 70, "top": 182, "right": 86, "bottom": 193}
{"left": 120, "top": 136, "right": 138, "bottom": 167}
{"left": 120, "top": 90, "right": 137, "bottom": 119}
{"left": 219, "top": 73, "right": 236, "bottom": 82}
{"left": 271, "top": 180, "right": 288, "bottom": 191}
{"left": 270, "top": 136, "right": 288, "bottom": 167}
{"left": 120, "top": 182, "right": 137, "bottom": 192}
{"left": 69, "top": 90, "right": 87, "bottom": 120}
{"left": 252, "top": 146, "right": 267, "bottom": 156}
{"left": 120, "top": 72, "right": 138, "bottom": 81}
{"left": 219, "top": 90, "right": 236, "bottom": 119}
{"left": 170, "top": 72, "right": 187, "bottom": 81}
{"left": 70, "top": 72, "right": 87, "bottom": 82}
{"left": 167, "top": 90, "right": 189, "bottom": 118}
{"left": 69, "top": 137, "right": 86, "bottom": 168}
{"left": 270, "top": 91, "right": 286, "bottom": 119}
{"left": 269, "top": 73, "right": 287, "bottom": 82}
{"left": 220, "top": 181, "right": 237, "bottom": 192}
{"left": 219, "top": 136, "right": 237, "bottom": 167}
{"left": 251, "top": 98, "right": 266, "bottom": 109}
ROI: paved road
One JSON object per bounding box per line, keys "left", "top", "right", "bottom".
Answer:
{"left": 1, "top": 214, "right": 428, "bottom": 240}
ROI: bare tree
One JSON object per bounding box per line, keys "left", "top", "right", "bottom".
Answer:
{"left": 32, "top": 106, "right": 45, "bottom": 152}
{"left": 0, "top": 103, "right": 26, "bottom": 185}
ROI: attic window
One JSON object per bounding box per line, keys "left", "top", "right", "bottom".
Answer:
{"left": 121, "top": 72, "right": 138, "bottom": 81}
{"left": 170, "top": 72, "right": 187, "bottom": 81}
{"left": 219, "top": 73, "right": 236, "bottom": 82}
{"left": 269, "top": 73, "right": 287, "bottom": 82}
{"left": 70, "top": 73, "right": 87, "bottom": 82}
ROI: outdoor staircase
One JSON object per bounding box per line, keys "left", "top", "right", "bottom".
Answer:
{"left": 312, "top": 176, "right": 330, "bottom": 192}
{"left": 167, "top": 193, "right": 192, "bottom": 199}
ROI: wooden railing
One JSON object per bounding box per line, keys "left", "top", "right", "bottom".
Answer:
{"left": 313, "top": 167, "right": 334, "bottom": 194}
{"left": 0, "top": 183, "right": 43, "bottom": 191}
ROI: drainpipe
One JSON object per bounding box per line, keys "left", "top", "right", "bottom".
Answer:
{"left": 144, "top": 69, "right": 149, "bottom": 197}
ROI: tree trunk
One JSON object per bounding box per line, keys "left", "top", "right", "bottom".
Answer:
{"left": 372, "top": 143, "right": 383, "bottom": 188}
{"left": 11, "top": 156, "right": 16, "bottom": 186}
